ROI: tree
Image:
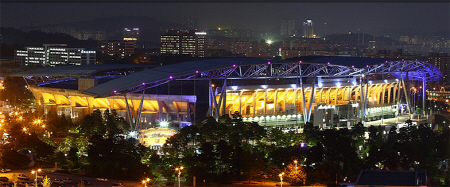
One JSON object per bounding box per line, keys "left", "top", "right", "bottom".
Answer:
{"left": 283, "top": 161, "right": 307, "bottom": 185}
{"left": 42, "top": 176, "right": 52, "bottom": 187}
{"left": 1, "top": 149, "right": 31, "bottom": 167}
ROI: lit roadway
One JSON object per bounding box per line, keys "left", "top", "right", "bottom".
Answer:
{"left": 0, "top": 169, "right": 144, "bottom": 187}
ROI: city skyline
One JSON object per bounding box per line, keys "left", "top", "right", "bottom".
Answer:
{"left": 1, "top": 2, "right": 448, "bottom": 37}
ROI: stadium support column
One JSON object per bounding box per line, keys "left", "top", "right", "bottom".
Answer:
{"left": 239, "top": 91, "right": 243, "bottom": 116}
{"left": 253, "top": 90, "right": 259, "bottom": 117}
{"left": 387, "top": 83, "right": 392, "bottom": 104}
{"left": 382, "top": 84, "right": 387, "bottom": 104}
{"left": 264, "top": 88, "right": 267, "bottom": 116}
{"left": 274, "top": 90, "right": 278, "bottom": 115}
{"left": 136, "top": 88, "right": 146, "bottom": 131}
{"left": 158, "top": 100, "right": 163, "bottom": 122}
{"left": 401, "top": 72, "right": 411, "bottom": 114}
{"left": 359, "top": 75, "right": 364, "bottom": 123}
{"left": 307, "top": 78, "right": 316, "bottom": 122}
{"left": 397, "top": 79, "right": 402, "bottom": 115}
{"left": 284, "top": 89, "right": 288, "bottom": 113}
{"left": 124, "top": 93, "right": 134, "bottom": 126}
{"left": 422, "top": 77, "right": 426, "bottom": 116}
{"left": 221, "top": 79, "right": 227, "bottom": 116}
{"left": 301, "top": 79, "right": 307, "bottom": 122}
{"left": 208, "top": 79, "right": 213, "bottom": 117}
{"left": 364, "top": 82, "right": 369, "bottom": 120}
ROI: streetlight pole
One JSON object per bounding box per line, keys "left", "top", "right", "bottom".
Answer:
{"left": 32, "top": 169, "right": 41, "bottom": 185}
{"left": 279, "top": 172, "right": 284, "bottom": 187}
{"left": 176, "top": 166, "right": 184, "bottom": 187}
{"left": 294, "top": 160, "right": 298, "bottom": 173}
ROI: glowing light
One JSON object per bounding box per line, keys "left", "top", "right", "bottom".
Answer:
{"left": 142, "top": 83, "right": 145, "bottom": 85}
{"left": 352, "top": 81, "right": 357, "bottom": 86}
{"left": 233, "top": 64, "right": 236, "bottom": 67}
{"left": 160, "top": 121, "right": 169, "bottom": 128}
{"left": 327, "top": 62, "right": 330, "bottom": 65}
{"left": 195, "top": 70, "right": 199, "bottom": 73}
{"left": 290, "top": 84, "right": 297, "bottom": 89}
{"left": 268, "top": 61, "right": 271, "bottom": 65}
{"left": 336, "top": 82, "right": 341, "bottom": 87}
{"left": 195, "top": 32, "right": 207, "bottom": 35}
{"left": 299, "top": 61, "right": 302, "bottom": 64}
{"left": 318, "top": 82, "right": 323, "bottom": 88}
{"left": 169, "top": 76, "right": 173, "bottom": 79}
{"left": 267, "top": 40, "right": 272, "bottom": 44}
{"left": 128, "top": 131, "right": 137, "bottom": 137}
{"left": 352, "top": 65, "right": 354, "bottom": 68}
{"left": 300, "top": 143, "right": 305, "bottom": 147}
{"left": 369, "top": 81, "right": 373, "bottom": 84}
{"left": 231, "top": 86, "right": 238, "bottom": 91}
{"left": 384, "top": 80, "right": 388, "bottom": 83}
{"left": 261, "top": 85, "right": 268, "bottom": 89}
{"left": 113, "top": 90, "right": 117, "bottom": 93}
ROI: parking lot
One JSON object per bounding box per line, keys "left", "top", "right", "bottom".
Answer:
{"left": 0, "top": 169, "right": 143, "bottom": 187}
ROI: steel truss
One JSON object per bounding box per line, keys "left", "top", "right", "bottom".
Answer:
{"left": 126, "top": 60, "right": 441, "bottom": 93}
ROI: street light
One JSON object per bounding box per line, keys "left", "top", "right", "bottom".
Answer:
{"left": 31, "top": 169, "right": 42, "bottom": 185}
{"left": 294, "top": 160, "right": 298, "bottom": 173}
{"left": 279, "top": 172, "right": 284, "bottom": 187}
{"left": 142, "top": 178, "right": 150, "bottom": 187}
{"left": 175, "top": 166, "right": 184, "bottom": 187}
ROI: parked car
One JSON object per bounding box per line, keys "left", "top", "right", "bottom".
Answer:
{"left": 63, "top": 178, "right": 72, "bottom": 183}
{"left": 111, "top": 183, "right": 123, "bottom": 187}
{"left": 1, "top": 182, "right": 15, "bottom": 187}
{"left": 0, "top": 176, "right": 8, "bottom": 182}
{"left": 54, "top": 179, "right": 64, "bottom": 184}
{"left": 17, "top": 174, "right": 29, "bottom": 180}
{"left": 4, "top": 168, "right": 11, "bottom": 172}
{"left": 37, "top": 174, "right": 46, "bottom": 179}
{"left": 96, "top": 177, "right": 108, "bottom": 182}
{"left": 17, "top": 181, "right": 30, "bottom": 186}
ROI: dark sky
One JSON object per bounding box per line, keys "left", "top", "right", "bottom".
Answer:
{"left": 1, "top": 2, "right": 449, "bottom": 36}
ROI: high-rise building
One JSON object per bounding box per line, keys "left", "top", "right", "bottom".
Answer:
{"left": 303, "top": 19, "right": 314, "bottom": 38}
{"left": 280, "top": 19, "right": 296, "bottom": 36}
{"left": 160, "top": 30, "right": 206, "bottom": 57}
{"left": 123, "top": 28, "right": 140, "bottom": 48}
{"left": 181, "top": 16, "right": 199, "bottom": 30}
{"left": 14, "top": 44, "right": 95, "bottom": 66}
{"left": 428, "top": 53, "right": 449, "bottom": 84}
{"left": 97, "top": 40, "right": 135, "bottom": 57}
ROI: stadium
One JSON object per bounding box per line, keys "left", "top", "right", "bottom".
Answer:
{"left": 12, "top": 57, "right": 442, "bottom": 132}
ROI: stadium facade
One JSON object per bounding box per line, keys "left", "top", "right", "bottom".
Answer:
{"left": 12, "top": 57, "right": 442, "bottom": 130}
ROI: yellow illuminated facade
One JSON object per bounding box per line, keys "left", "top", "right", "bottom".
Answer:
{"left": 212, "top": 79, "right": 404, "bottom": 127}
{"left": 28, "top": 85, "right": 196, "bottom": 129}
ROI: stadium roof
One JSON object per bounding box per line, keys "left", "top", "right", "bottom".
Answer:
{"left": 291, "top": 56, "right": 398, "bottom": 68}
{"left": 11, "top": 64, "right": 155, "bottom": 77}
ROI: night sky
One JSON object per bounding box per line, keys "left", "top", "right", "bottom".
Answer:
{"left": 1, "top": 2, "right": 449, "bottom": 36}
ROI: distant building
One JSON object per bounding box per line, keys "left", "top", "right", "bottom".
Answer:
{"left": 160, "top": 30, "right": 206, "bottom": 57}
{"left": 180, "top": 16, "right": 199, "bottom": 30}
{"left": 81, "top": 50, "right": 97, "bottom": 65}
{"left": 97, "top": 40, "right": 135, "bottom": 57}
{"left": 428, "top": 52, "right": 449, "bottom": 84}
{"left": 281, "top": 19, "right": 296, "bottom": 36}
{"left": 123, "top": 28, "right": 140, "bottom": 48}
{"left": 15, "top": 44, "right": 95, "bottom": 66}
{"left": 303, "top": 19, "right": 314, "bottom": 38}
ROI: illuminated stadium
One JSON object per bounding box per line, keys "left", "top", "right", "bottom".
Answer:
{"left": 13, "top": 57, "right": 442, "bottom": 131}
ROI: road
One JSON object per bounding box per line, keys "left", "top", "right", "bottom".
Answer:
{"left": 0, "top": 169, "right": 144, "bottom": 187}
